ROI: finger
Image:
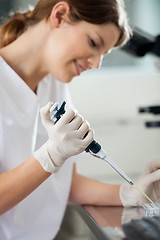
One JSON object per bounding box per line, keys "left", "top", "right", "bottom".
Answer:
{"left": 40, "top": 102, "right": 53, "bottom": 126}
{"left": 69, "top": 114, "right": 84, "bottom": 129}
{"left": 57, "top": 109, "right": 76, "bottom": 126}
{"left": 81, "top": 129, "right": 94, "bottom": 147}
{"left": 77, "top": 121, "right": 90, "bottom": 138}
{"left": 147, "top": 169, "right": 160, "bottom": 184}
{"left": 147, "top": 160, "right": 160, "bottom": 173}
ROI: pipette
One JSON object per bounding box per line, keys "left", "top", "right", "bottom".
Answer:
{"left": 49, "top": 101, "right": 155, "bottom": 204}
{"left": 86, "top": 144, "right": 134, "bottom": 186}
{"left": 50, "top": 101, "right": 134, "bottom": 185}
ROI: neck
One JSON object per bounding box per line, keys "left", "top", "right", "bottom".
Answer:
{"left": 0, "top": 21, "right": 50, "bottom": 92}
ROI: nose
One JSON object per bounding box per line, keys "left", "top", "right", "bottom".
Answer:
{"left": 87, "top": 54, "right": 103, "bottom": 69}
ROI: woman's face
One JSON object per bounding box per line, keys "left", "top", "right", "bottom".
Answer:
{"left": 44, "top": 20, "right": 120, "bottom": 83}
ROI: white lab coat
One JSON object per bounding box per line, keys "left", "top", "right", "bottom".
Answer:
{"left": 0, "top": 56, "right": 76, "bottom": 240}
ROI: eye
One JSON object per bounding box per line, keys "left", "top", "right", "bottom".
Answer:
{"left": 89, "top": 38, "right": 97, "bottom": 48}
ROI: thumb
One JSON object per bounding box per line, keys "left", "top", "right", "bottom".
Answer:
{"left": 147, "top": 169, "right": 160, "bottom": 185}
{"left": 40, "top": 102, "right": 53, "bottom": 127}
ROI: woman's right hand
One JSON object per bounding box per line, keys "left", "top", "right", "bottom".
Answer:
{"left": 34, "top": 102, "right": 94, "bottom": 173}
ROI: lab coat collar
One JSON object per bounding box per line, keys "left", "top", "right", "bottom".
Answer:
{"left": 0, "top": 56, "right": 39, "bottom": 115}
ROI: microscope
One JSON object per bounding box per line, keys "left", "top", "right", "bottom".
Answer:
{"left": 122, "top": 27, "right": 160, "bottom": 128}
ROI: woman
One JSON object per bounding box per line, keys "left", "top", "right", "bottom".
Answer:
{"left": 0, "top": 0, "right": 160, "bottom": 239}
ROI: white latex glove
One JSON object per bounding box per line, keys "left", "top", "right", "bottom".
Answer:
{"left": 120, "top": 160, "right": 160, "bottom": 207}
{"left": 34, "top": 102, "right": 94, "bottom": 173}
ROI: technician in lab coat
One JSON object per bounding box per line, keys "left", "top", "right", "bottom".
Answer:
{"left": 0, "top": 0, "right": 160, "bottom": 239}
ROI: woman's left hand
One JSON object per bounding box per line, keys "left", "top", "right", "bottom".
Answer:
{"left": 120, "top": 160, "right": 160, "bottom": 207}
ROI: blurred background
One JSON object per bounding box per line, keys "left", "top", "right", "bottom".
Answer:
{"left": 0, "top": 0, "right": 160, "bottom": 183}
{"left": 0, "top": 0, "right": 160, "bottom": 239}
{"left": 70, "top": 0, "right": 160, "bottom": 183}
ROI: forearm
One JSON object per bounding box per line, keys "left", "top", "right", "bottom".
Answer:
{"left": 0, "top": 156, "right": 51, "bottom": 215}
{"left": 69, "top": 166, "right": 122, "bottom": 206}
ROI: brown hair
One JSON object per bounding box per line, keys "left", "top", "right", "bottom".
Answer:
{"left": 0, "top": 0, "right": 131, "bottom": 49}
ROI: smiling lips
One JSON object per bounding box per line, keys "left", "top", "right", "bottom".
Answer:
{"left": 74, "top": 60, "right": 86, "bottom": 76}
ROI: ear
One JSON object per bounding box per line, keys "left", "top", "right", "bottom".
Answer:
{"left": 49, "top": 2, "right": 70, "bottom": 28}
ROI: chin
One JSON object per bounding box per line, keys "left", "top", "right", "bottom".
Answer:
{"left": 52, "top": 70, "right": 74, "bottom": 83}
{"left": 58, "top": 75, "right": 74, "bottom": 83}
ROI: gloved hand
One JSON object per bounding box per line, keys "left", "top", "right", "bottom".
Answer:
{"left": 120, "top": 160, "right": 160, "bottom": 207}
{"left": 34, "top": 102, "right": 94, "bottom": 173}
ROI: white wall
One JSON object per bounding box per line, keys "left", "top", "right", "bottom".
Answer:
{"left": 69, "top": 66, "right": 160, "bottom": 183}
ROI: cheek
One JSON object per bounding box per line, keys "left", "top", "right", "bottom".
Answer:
{"left": 60, "top": 32, "right": 88, "bottom": 58}
{"left": 47, "top": 51, "right": 74, "bottom": 81}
